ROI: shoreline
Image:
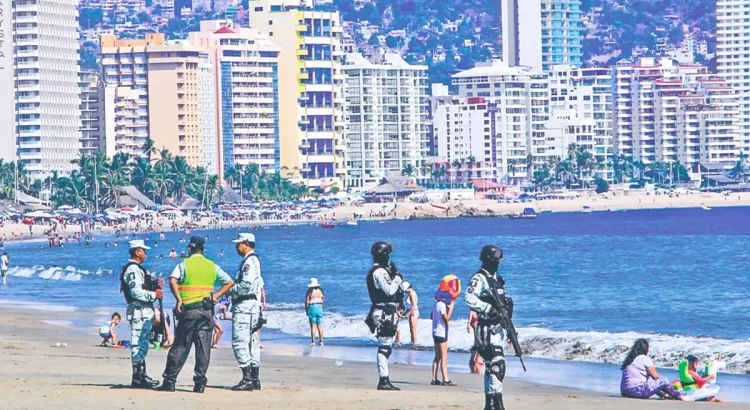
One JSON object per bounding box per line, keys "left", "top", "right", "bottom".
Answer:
{"left": 2, "top": 191, "right": 750, "bottom": 246}
{"left": 0, "top": 306, "right": 748, "bottom": 407}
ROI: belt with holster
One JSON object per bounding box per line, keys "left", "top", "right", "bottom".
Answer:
{"left": 183, "top": 297, "right": 214, "bottom": 311}
{"left": 232, "top": 294, "right": 257, "bottom": 304}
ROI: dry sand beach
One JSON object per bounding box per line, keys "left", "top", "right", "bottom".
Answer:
{"left": 3, "top": 190, "right": 750, "bottom": 244}
{"left": 0, "top": 308, "right": 746, "bottom": 410}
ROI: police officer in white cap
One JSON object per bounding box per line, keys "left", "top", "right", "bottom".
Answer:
{"left": 120, "top": 239, "right": 162, "bottom": 389}
{"left": 230, "top": 233, "right": 265, "bottom": 391}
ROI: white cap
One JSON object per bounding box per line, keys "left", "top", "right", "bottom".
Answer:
{"left": 307, "top": 277, "right": 320, "bottom": 288}
{"left": 401, "top": 281, "right": 411, "bottom": 291}
{"left": 232, "top": 233, "right": 256, "bottom": 243}
{"left": 129, "top": 239, "right": 150, "bottom": 250}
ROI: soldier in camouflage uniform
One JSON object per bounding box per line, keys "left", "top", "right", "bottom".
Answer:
{"left": 230, "top": 233, "right": 265, "bottom": 391}
{"left": 121, "top": 240, "right": 162, "bottom": 389}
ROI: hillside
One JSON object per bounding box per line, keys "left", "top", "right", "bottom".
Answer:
{"left": 329, "top": 0, "right": 716, "bottom": 84}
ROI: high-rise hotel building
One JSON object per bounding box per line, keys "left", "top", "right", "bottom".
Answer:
{"left": 716, "top": 0, "right": 750, "bottom": 154}
{"left": 249, "top": 0, "right": 347, "bottom": 189}
{"left": 99, "top": 33, "right": 209, "bottom": 167}
{"left": 502, "top": 0, "right": 583, "bottom": 72}
{"left": 343, "top": 53, "right": 430, "bottom": 189}
{"left": 13, "top": 0, "right": 82, "bottom": 177}
{"left": 190, "top": 20, "right": 281, "bottom": 177}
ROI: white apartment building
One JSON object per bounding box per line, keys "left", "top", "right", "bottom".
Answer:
{"left": 79, "top": 70, "right": 104, "bottom": 156}
{"left": 502, "top": 0, "right": 583, "bottom": 72}
{"left": 451, "top": 61, "right": 550, "bottom": 184}
{"left": 343, "top": 53, "right": 430, "bottom": 189}
{"left": 189, "top": 21, "right": 282, "bottom": 178}
{"left": 548, "top": 65, "right": 614, "bottom": 180}
{"left": 432, "top": 97, "right": 505, "bottom": 183}
{"left": 198, "top": 56, "right": 218, "bottom": 175}
{"left": 0, "top": 0, "right": 13, "bottom": 162}
{"left": 250, "top": 0, "right": 347, "bottom": 189}
{"left": 614, "top": 57, "right": 740, "bottom": 168}
{"left": 716, "top": 0, "right": 750, "bottom": 154}
{"left": 14, "top": 0, "right": 82, "bottom": 177}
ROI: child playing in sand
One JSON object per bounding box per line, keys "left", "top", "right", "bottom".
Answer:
{"left": 99, "top": 313, "right": 121, "bottom": 346}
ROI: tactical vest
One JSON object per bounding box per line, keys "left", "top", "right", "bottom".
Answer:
{"left": 120, "top": 261, "right": 158, "bottom": 305}
{"left": 366, "top": 264, "right": 400, "bottom": 305}
{"left": 178, "top": 254, "right": 217, "bottom": 306}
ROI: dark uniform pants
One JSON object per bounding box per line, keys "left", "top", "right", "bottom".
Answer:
{"left": 162, "top": 306, "right": 213, "bottom": 385}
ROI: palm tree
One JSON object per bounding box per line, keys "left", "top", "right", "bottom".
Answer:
{"left": 402, "top": 163, "right": 415, "bottom": 177}
{"left": 731, "top": 160, "right": 746, "bottom": 183}
{"left": 224, "top": 164, "right": 244, "bottom": 189}
{"left": 525, "top": 154, "right": 534, "bottom": 182}
{"left": 451, "top": 159, "right": 462, "bottom": 187}
{"left": 142, "top": 138, "right": 157, "bottom": 162}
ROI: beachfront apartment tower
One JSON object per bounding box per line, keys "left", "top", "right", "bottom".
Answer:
{"left": 99, "top": 34, "right": 207, "bottom": 167}
{"left": 0, "top": 0, "right": 12, "bottom": 163}
{"left": 432, "top": 97, "right": 505, "bottom": 183}
{"left": 79, "top": 70, "right": 105, "bottom": 156}
{"left": 548, "top": 65, "right": 614, "bottom": 181}
{"left": 249, "top": 0, "right": 347, "bottom": 190}
{"left": 502, "top": 0, "right": 583, "bottom": 73}
{"left": 450, "top": 61, "right": 550, "bottom": 185}
{"left": 342, "top": 53, "right": 430, "bottom": 189}
{"left": 613, "top": 57, "right": 740, "bottom": 169}
{"left": 198, "top": 56, "right": 218, "bottom": 175}
{"left": 13, "top": 0, "right": 82, "bottom": 177}
{"left": 716, "top": 0, "right": 750, "bottom": 154}
{"left": 189, "top": 20, "right": 281, "bottom": 179}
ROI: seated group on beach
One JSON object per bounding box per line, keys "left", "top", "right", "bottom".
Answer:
{"left": 620, "top": 338, "right": 726, "bottom": 402}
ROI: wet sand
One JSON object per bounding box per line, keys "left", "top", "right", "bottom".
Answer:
{"left": 0, "top": 307, "right": 745, "bottom": 410}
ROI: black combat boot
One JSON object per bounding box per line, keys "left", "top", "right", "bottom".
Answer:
{"left": 131, "top": 362, "right": 156, "bottom": 389}
{"left": 231, "top": 366, "right": 254, "bottom": 391}
{"left": 156, "top": 379, "right": 176, "bottom": 392}
{"left": 250, "top": 367, "right": 261, "bottom": 391}
{"left": 193, "top": 383, "right": 205, "bottom": 393}
{"left": 376, "top": 377, "right": 400, "bottom": 391}
{"left": 494, "top": 393, "right": 505, "bottom": 410}
{"left": 142, "top": 363, "right": 159, "bottom": 388}
{"left": 484, "top": 393, "right": 496, "bottom": 410}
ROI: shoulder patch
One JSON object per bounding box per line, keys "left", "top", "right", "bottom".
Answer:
{"left": 129, "top": 281, "right": 136, "bottom": 289}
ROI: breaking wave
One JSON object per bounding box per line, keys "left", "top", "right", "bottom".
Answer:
{"left": 7, "top": 265, "right": 113, "bottom": 281}
{"left": 264, "top": 304, "right": 750, "bottom": 374}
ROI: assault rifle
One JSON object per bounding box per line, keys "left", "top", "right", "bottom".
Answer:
{"left": 480, "top": 281, "right": 527, "bottom": 372}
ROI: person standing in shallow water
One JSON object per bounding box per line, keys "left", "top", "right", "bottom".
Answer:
{"left": 305, "top": 278, "right": 325, "bottom": 346}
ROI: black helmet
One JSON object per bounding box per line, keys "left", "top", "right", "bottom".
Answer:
{"left": 479, "top": 245, "right": 503, "bottom": 263}
{"left": 371, "top": 241, "right": 393, "bottom": 258}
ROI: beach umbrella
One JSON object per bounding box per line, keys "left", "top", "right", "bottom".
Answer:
{"left": 121, "top": 206, "right": 134, "bottom": 212}
{"left": 25, "top": 210, "right": 53, "bottom": 218}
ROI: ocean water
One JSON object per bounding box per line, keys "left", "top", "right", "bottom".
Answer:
{"left": 2, "top": 207, "right": 750, "bottom": 377}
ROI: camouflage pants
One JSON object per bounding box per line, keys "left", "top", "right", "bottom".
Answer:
{"left": 232, "top": 302, "right": 260, "bottom": 368}
{"left": 127, "top": 305, "right": 154, "bottom": 363}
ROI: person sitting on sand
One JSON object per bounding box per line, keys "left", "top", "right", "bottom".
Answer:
{"left": 99, "top": 313, "right": 121, "bottom": 347}
{"left": 151, "top": 308, "right": 173, "bottom": 349}
{"left": 620, "top": 338, "right": 684, "bottom": 400}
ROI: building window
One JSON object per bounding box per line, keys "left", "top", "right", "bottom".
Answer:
{"left": 269, "top": 32, "right": 273, "bottom": 36}
{"left": 269, "top": 20, "right": 273, "bottom": 25}
{"left": 255, "top": 6, "right": 263, "bottom": 11}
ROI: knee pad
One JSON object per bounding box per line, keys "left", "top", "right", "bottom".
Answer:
{"left": 487, "top": 358, "right": 506, "bottom": 382}
{"left": 378, "top": 345, "right": 392, "bottom": 359}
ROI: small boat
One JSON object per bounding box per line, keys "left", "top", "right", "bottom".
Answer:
{"left": 701, "top": 204, "right": 711, "bottom": 211}
{"left": 582, "top": 206, "right": 592, "bottom": 213}
{"left": 343, "top": 220, "right": 358, "bottom": 227}
{"left": 509, "top": 208, "right": 537, "bottom": 220}
{"left": 321, "top": 221, "right": 336, "bottom": 228}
